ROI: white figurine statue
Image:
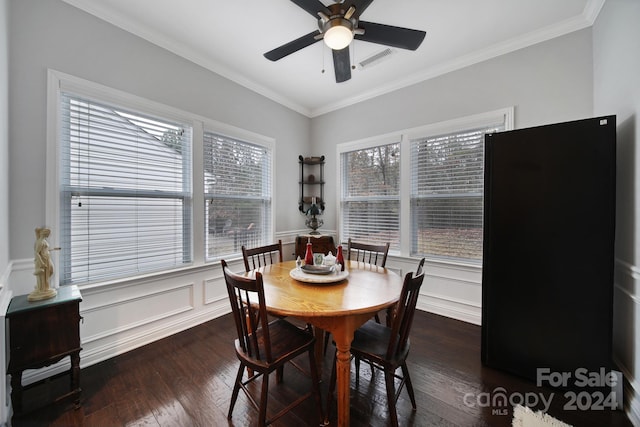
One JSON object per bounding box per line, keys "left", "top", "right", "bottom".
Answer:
{"left": 28, "top": 226, "right": 58, "bottom": 301}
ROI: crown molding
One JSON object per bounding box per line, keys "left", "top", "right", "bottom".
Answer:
{"left": 309, "top": 3, "right": 601, "bottom": 117}
{"left": 61, "top": 0, "right": 604, "bottom": 119}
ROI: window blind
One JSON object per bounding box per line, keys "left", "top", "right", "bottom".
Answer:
{"left": 203, "top": 132, "right": 272, "bottom": 260}
{"left": 340, "top": 142, "right": 400, "bottom": 250}
{"left": 410, "top": 124, "right": 503, "bottom": 260}
{"left": 59, "top": 93, "right": 192, "bottom": 285}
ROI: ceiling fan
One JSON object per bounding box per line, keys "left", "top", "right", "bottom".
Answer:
{"left": 264, "top": 0, "right": 426, "bottom": 83}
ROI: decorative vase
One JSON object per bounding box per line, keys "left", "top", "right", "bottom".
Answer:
{"left": 304, "top": 238, "right": 314, "bottom": 265}
{"left": 336, "top": 245, "right": 345, "bottom": 271}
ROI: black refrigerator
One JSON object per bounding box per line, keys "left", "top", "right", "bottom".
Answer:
{"left": 481, "top": 116, "right": 616, "bottom": 388}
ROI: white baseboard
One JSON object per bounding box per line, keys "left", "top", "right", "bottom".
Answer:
{"left": 21, "top": 300, "right": 230, "bottom": 386}
{"left": 625, "top": 387, "right": 640, "bottom": 427}
{"left": 613, "top": 258, "right": 640, "bottom": 425}
{"left": 8, "top": 251, "right": 635, "bottom": 426}
{"left": 618, "top": 361, "right": 640, "bottom": 427}
{"left": 417, "top": 293, "right": 481, "bottom": 325}
{"left": 19, "top": 292, "right": 468, "bottom": 386}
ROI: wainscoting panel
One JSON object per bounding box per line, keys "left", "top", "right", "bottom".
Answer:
{"left": 388, "top": 256, "right": 483, "bottom": 325}
{"left": 80, "top": 282, "right": 196, "bottom": 344}
{"left": 203, "top": 275, "right": 228, "bottom": 306}
{"left": 7, "top": 248, "right": 483, "bottom": 413}
{"left": 613, "top": 259, "right": 640, "bottom": 426}
{"left": 418, "top": 291, "right": 481, "bottom": 325}
{"left": 8, "top": 258, "right": 246, "bottom": 388}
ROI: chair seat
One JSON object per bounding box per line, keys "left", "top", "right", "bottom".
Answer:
{"left": 327, "top": 262, "right": 425, "bottom": 427}
{"left": 236, "top": 319, "right": 314, "bottom": 369}
{"left": 222, "top": 259, "right": 324, "bottom": 426}
{"left": 324, "top": 238, "right": 391, "bottom": 354}
{"left": 351, "top": 320, "right": 409, "bottom": 365}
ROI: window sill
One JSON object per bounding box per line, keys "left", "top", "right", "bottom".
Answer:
{"left": 77, "top": 257, "right": 243, "bottom": 292}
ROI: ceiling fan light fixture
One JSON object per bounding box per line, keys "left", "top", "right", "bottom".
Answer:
{"left": 323, "top": 18, "right": 354, "bottom": 50}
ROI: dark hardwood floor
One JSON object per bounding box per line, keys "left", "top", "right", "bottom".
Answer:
{"left": 12, "top": 311, "right": 633, "bottom": 426}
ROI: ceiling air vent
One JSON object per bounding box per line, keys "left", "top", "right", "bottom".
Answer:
{"left": 358, "top": 48, "right": 395, "bottom": 69}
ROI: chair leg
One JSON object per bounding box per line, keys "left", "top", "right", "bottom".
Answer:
{"left": 384, "top": 369, "right": 399, "bottom": 427}
{"left": 355, "top": 356, "right": 361, "bottom": 388}
{"left": 401, "top": 363, "right": 417, "bottom": 410}
{"left": 308, "top": 348, "right": 325, "bottom": 425}
{"left": 259, "top": 370, "right": 269, "bottom": 426}
{"left": 228, "top": 363, "right": 245, "bottom": 419}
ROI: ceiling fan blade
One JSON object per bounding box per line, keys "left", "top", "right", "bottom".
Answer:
{"left": 264, "top": 30, "right": 321, "bottom": 61}
{"left": 356, "top": 21, "right": 426, "bottom": 50}
{"left": 332, "top": 47, "right": 352, "bottom": 83}
{"left": 290, "top": 0, "right": 331, "bottom": 18}
{"left": 343, "top": 0, "right": 375, "bottom": 18}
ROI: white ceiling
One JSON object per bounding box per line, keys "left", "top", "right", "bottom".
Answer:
{"left": 61, "top": 0, "right": 603, "bottom": 117}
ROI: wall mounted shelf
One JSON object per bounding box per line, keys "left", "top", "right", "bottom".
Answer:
{"left": 299, "top": 155, "right": 325, "bottom": 213}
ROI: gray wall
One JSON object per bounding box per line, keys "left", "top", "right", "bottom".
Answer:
{"left": 312, "top": 28, "right": 594, "bottom": 240}
{"left": 593, "top": 0, "right": 640, "bottom": 422}
{"left": 4, "top": 0, "right": 314, "bottom": 400}
{"left": 307, "top": 28, "right": 596, "bottom": 326}
{"left": 6, "top": 0, "right": 639, "bottom": 424}
{"left": 0, "top": 0, "right": 8, "bottom": 281}
{"left": 8, "top": 0, "right": 311, "bottom": 261}
{"left": 0, "top": 0, "right": 10, "bottom": 422}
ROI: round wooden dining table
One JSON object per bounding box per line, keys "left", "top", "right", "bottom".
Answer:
{"left": 247, "top": 259, "right": 403, "bottom": 427}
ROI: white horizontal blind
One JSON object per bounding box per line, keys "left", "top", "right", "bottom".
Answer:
{"left": 340, "top": 142, "right": 400, "bottom": 250}
{"left": 59, "top": 93, "right": 192, "bottom": 285}
{"left": 203, "top": 132, "right": 272, "bottom": 260}
{"left": 410, "top": 123, "right": 504, "bottom": 260}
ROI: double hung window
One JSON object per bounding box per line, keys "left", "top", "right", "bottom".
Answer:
{"left": 339, "top": 108, "right": 512, "bottom": 262}
{"left": 59, "top": 92, "right": 193, "bottom": 285}
{"left": 340, "top": 141, "right": 401, "bottom": 250}
{"left": 410, "top": 124, "right": 504, "bottom": 261}
{"left": 203, "top": 132, "right": 273, "bottom": 261}
{"left": 52, "top": 73, "right": 276, "bottom": 286}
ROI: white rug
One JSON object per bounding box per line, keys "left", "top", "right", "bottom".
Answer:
{"left": 512, "top": 405, "right": 572, "bottom": 427}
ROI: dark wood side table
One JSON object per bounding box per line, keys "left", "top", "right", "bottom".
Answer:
{"left": 6, "top": 285, "right": 82, "bottom": 415}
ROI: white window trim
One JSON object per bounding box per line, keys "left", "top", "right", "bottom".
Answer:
{"left": 336, "top": 107, "right": 514, "bottom": 262}
{"left": 336, "top": 133, "right": 402, "bottom": 248}
{"left": 46, "top": 69, "right": 276, "bottom": 287}
{"left": 202, "top": 118, "right": 275, "bottom": 262}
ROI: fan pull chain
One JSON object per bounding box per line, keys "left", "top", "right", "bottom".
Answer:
{"left": 352, "top": 41, "right": 356, "bottom": 70}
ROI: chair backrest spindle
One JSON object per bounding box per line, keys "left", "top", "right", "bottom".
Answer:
{"left": 221, "top": 258, "right": 324, "bottom": 425}
{"left": 242, "top": 240, "right": 283, "bottom": 272}
{"left": 386, "top": 263, "right": 425, "bottom": 358}
{"left": 222, "top": 259, "right": 273, "bottom": 363}
{"left": 346, "top": 238, "right": 390, "bottom": 268}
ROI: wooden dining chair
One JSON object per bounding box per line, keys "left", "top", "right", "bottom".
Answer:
{"left": 221, "top": 260, "right": 324, "bottom": 427}
{"left": 416, "top": 257, "right": 425, "bottom": 276}
{"left": 323, "top": 238, "right": 392, "bottom": 354}
{"left": 347, "top": 238, "right": 390, "bottom": 267}
{"left": 348, "top": 238, "right": 391, "bottom": 323}
{"left": 242, "top": 240, "right": 283, "bottom": 272}
{"left": 327, "top": 259, "right": 426, "bottom": 427}
{"left": 244, "top": 239, "right": 309, "bottom": 347}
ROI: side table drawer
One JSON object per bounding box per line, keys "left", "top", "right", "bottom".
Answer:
{"left": 8, "top": 301, "right": 81, "bottom": 371}
{"left": 5, "top": 285, "right": 83, "bottom": 416}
